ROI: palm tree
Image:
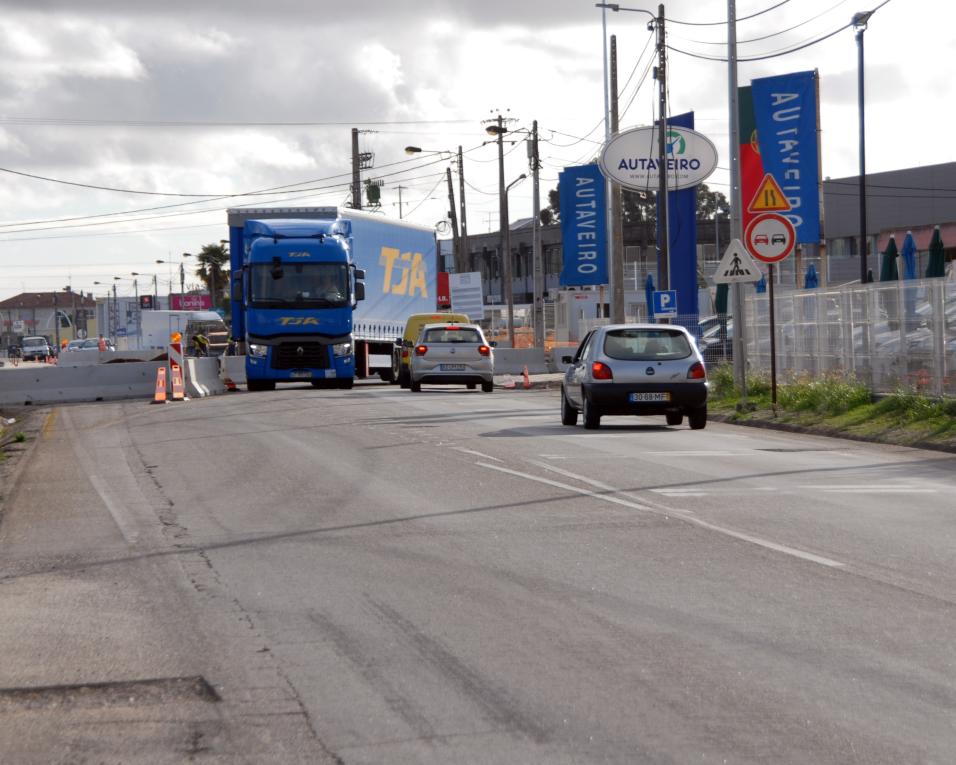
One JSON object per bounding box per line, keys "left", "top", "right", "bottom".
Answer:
{"left": 194, "top": 242, "right": 229, "bottom": 310}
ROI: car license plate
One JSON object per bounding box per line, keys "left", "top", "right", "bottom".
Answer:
{"left": 440, "top": 363, "right": 466, "bottom": 371}
{"left": 629, "top": 392, "right": 670, "bottom": 402}
{"left": 290, "top": 370, "right": 312, "bottom": 379}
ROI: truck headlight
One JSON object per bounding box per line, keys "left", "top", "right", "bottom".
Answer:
{"left": 249, "top": 343, "right": 268, "bottom": 358}
{"left": 333, "top": 342, "right": 352, "bottom": 358}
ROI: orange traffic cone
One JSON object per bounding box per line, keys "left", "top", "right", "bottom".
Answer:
{"left": 151, "top": 366, "right": 168, "bottom": 404}
{"left": 170, "top": 364, "right": 186, "bottom": 401}
{"left": 223, "top": 376, "right": 238, "bottom": 392}
{"left": 522, "top": 365, "right": 531, "bottom": 389}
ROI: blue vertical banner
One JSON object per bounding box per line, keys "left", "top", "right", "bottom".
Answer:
{"left": 559, "top": 164, "right": 608, "bottom": 286}
{"left": 751, "top": 71, "right": 821, "bottom": 244}
{"left": 657, "top": 111, "right": 699, "bottom": 319}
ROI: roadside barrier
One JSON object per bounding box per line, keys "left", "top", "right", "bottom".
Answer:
{"left": 151, "top": 366, "right": 168, "bottom": 404}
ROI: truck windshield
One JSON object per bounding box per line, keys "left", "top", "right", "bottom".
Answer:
{"left": 250, "top": 263, "right": 349, "bottom": 308}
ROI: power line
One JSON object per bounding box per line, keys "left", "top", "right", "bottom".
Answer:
{"left": 671, "top": 0, "right": 852, "bottom": 45}
{"left": 668, "top": 20, "right": 852, "bottom": 61}
{"left": 666, "top": 0, "right": 791, "bottom": 26}
{"left": 0, "top": 117, "right": 480, "bottom": 128}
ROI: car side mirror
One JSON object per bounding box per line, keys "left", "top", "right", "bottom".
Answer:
{"left": 561, "top": 355, "right": 573, "bottom": 364}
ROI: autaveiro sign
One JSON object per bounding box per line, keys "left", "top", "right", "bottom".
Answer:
{"left": 599, "top": 125, "right": 718, "bottom": 191}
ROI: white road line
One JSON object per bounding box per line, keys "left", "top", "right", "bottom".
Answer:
{"left": 477, "top": 462, "right": 845, "bottom": 570}
{"left": 88, "top": 474, "right": 141, "bottom": 545}
{"left": 451, "top": 447, "right": 502, "bottom": 462}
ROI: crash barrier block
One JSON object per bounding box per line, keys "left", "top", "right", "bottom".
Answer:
{"left": 219, "top": 355, "right": 247, "bottom": 385}
{"left": 0, "top": 362, "right": 166, "bottom": 406}
{"left": 492, "top": 348, "right": 549, "bottom": 375}
{"left": 57, "top": 350, "right": 167, "bottom": 367}
{"left": 185, "top": 357, "right": 226, "bottom": 398}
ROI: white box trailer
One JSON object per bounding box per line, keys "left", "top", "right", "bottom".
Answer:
{"left": 140, "top": 311, "right": 229, "bottom": 354}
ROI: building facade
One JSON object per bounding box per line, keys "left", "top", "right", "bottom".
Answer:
{"left": 0, "top": 290, "right": 97, "bottom": 349}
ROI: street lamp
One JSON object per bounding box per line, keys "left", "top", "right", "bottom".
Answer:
{"left": 93, "top": 277, "right": 121, "bottom": 340}
{"left": 854, "top": 10, "right": 874, "bottom": 284}
{"left": 503, "top": 173, "right": 527, "bottom": 348}
{"left": 155, "top": 253, "right": 192, "bottom": 306}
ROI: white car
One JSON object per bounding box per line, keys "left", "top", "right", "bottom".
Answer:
{"left": 409, "top": 323, "right": 495, "bottom": 392}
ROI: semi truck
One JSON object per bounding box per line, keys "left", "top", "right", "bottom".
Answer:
{"left": 227, "top": 207, "right": 437, "bottom": 391}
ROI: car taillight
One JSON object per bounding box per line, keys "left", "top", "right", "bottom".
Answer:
{"left": 591, "top": 361, "right": 613, "bottom": 380}
{"left": 687, "top": 361, "right": 706, "bottom": 380}
{"left": 415, "top": 345, "right": 428, "bottom": 356}
{"left": 478, "top": 345, "right": 490, "bottom": 357}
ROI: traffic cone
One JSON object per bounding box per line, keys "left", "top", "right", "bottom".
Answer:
{"left": 223, "top": 376, "right": 238, "bottom": 392}
{"left": 151, "top": 366, "right": 168, "bottom": 404}
{"left": 170, "top": 364, "right": 186, "bottom": 401}
{"left": 522, "top": 365, "right": 531, "bottom": 389}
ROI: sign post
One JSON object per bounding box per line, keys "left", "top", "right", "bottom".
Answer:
{"left": 745, "top": 180, "right": 796, "bottom": 411}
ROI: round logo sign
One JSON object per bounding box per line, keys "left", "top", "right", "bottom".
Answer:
{"left": 599, "top": 125, "right": 718, "bottom": 191}
{"left": 745, "top": 213, "right": 796, "bottom": 263}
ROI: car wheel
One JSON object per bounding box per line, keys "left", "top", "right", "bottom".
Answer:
{"left": 666, "top": 411, "right": 683, "bottom": 426}
{"left": 688, "top": 405, "right": 707, "bottom": 430}
{"left": 467, "top": 383, "right": 476, "bottom": 390}
{"left": 481, "top": 380, "right": 493, "bottom": 393}
{"left": 410, "top": 379, "right": 422, "bottom": 392}
{"left": 582, "top": 392, "right": 601, "bottom": 430}
{"left": 561, "top": 387, "right": 578, "bottom": 426}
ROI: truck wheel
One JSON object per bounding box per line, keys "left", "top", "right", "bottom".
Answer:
{"left": 337, "top": 378, "right": 354, "bottom": 390}
{"left": 247, "top": 379, "right": 275, "bottom": 392}
{"left": 399, "top": 368, "right": 410, "bottom": 389}
{"left": 379, "top": 370, "right": 394, "bottom": 383}
{"left": 389, "top": 356, "right": 401, "bottom": 385}
{"left": 410, "top": 380, "right": 421, "bottom": 392}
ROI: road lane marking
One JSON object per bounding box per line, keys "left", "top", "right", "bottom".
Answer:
{"left": 451, "top": 447, "right": 502, "bottom": 462}
{"left": 88, "top": 475, "right": 140, "bottom": 545}
{"left": 477, "top": 462, "right": 845, "bottom": 570}
{"left": 41, "top": 410, "right": 58, "bottom": 440}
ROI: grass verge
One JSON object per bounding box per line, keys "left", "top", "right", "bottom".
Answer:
{"left": 708, "top": 365, "right": 956, "bottom": 451}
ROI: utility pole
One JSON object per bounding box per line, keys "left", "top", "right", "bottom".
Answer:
{"left": 53, "top": 289, "right": 60, "bottom": 350}
{"left": 610, "top": 36, "right": 625, "bottom": 324}
{"left": 494, "top": 114, "right": 512, "bottom": 345}
{"left": 179, "top": 262, "right": 185, "bottom": 298}
{"left": 351, "top": 127, "right": 362, "bottom": 210}
{"left": 656, "top": 3, "right": 669, "bottom": 292}
{"left": 446, "top": 166, "right": 462, "bottom": 272}
{"left": 153, "top": 274, "right": 159, "bottom": 310}
{"left": 458, "top": 146, "right": 469, "bottom": 273}
{"left": 728, "top": 0, "right": 749, "bottom": 403}
{"left": 530, "top": 121, "right": 544, "bottom": 348}
{"left": 397, "top": 185, "right": 406, "bottom": 219}
{"left": 132, "top": 278, "right": 140, "bottom": 349}
{"left": 856, "top": 15, "right": 868, "bottom": 284}
{"left": 112, "top": 283, "right": 118, "bottom": 341}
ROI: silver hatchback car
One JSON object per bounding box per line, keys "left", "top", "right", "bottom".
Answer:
{"left": 561, "top": 324, "right": 708, "bottom": 430}
{"left": 409, "top": 323, "right": 495, "bottom": 392}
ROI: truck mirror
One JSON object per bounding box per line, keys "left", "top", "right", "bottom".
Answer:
{"left": 354, "top": 268, "right": 366, "bottom": 280}
{"left": 354, "top": 282, "right": 365, "bottom": 302}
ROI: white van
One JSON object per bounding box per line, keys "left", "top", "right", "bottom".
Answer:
{"left": 140, "top": 311, "right": 229, "bottom": 355}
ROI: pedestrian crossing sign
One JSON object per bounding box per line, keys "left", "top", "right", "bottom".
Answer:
{"left": 713, "top": 239, "right": 762, "bottom": 284}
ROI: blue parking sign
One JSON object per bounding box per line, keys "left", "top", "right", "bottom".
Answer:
{"left": 653, "top": 290, "right": 678, "bottom": 317}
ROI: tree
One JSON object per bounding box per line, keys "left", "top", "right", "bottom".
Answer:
{"left": 194, "top": 242, "right": 229, "bottom": 310}
{"left": 545, "top": 187, "right": 560, "bottom": 224}
{"left": 697, "top": 183, "right": 729, "bottom": 219}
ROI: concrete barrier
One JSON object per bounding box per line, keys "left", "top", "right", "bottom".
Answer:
{"left": 493, "top": 348, "right": 549, "bottom": 375}
{"left": 57, "top": 350, "right": 166, "bottom": 367}
{"left": 185, "top": 357, "right": 226, "bottom": 398}
{"left": 0, "top": 362, "right": 166, "bottom": 405}
{"left": 219, "top": 355, "right": 247, "bottom": 385}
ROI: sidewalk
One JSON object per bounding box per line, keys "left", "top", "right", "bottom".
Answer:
{"left": 493, "top": 372, "right": 564, "bottom": 390}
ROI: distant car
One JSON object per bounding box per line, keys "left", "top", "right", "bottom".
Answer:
{"left": 79, "top": 338, "right": 115, "bottom": 351}
{"left": 394, "top": 311, "right": 472, "bottom": 387}
{"left": 771, "top": 234, "right": 786, "bottom": 245}
{"left": 754, "top": 234, "right": 769, "bottom": 245}
{"left": 20, "top": 336, "right": 54, "bottom": 361}
{"left": 409, "top": 322, "right": 495, "bottom": 393}
{"left": 64, "top": 340, "right": 86, "bottom": 352}
{"left": 561, "top": 324, "right": 708, "bottom": 430}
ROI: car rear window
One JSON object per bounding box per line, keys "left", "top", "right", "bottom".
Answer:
{"left": 603, "top": 329, "right": 692, "bottom": 360}
{"left": 423, "top": 327, "right": 483, "bottom": 344}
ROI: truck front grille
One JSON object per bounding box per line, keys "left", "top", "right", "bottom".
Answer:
{"left": 271, "top": 342, "right": 331, "bottom": 370}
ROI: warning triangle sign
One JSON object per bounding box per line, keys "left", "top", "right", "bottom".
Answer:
{"left": 713, "top": 239, "right": 762, "bottom": 284}
{"left": 747, "top": 173, "right": 792, "bottom": 213}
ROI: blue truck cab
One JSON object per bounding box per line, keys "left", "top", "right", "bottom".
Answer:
{"left": 232, "top": 217, "right": 366, "bottom": 391}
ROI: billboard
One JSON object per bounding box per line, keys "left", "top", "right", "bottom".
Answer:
{"left": 559, "top": 164, "right": 608, "bottom": 286}
{"left": 170, "top": 293, "right": 212, "bottom": 310}
{"left": 599, "top": 124, "right": 718, "bottom": 191}
{"left": 740, "top": 71, "right": 821, "bottom": 244}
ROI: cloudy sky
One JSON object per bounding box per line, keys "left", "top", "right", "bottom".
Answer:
{"left": 0, "top": 0, "right": 939, "bottom": 300}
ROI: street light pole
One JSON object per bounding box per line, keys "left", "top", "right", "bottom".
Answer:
{"left": 530, "top": 122, "right": 544, "bottom": 349}
{"left": 854, "top": 11, "right": 873, "bottom": 284}
{"left": 504, "top": 174, "right": 527, "bottom": 348}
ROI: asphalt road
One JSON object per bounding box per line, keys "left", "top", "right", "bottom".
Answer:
{"left": 2, "top": 382, "right": 955, "bottom": 763}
